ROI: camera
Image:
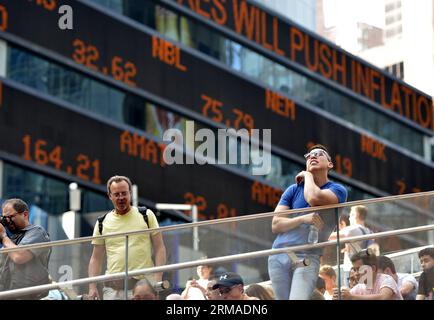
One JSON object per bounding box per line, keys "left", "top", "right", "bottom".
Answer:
{"left": 0, "top": 216, "right": 8, "bottom": 227}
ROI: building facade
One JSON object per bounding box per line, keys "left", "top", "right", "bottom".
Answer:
{"left": 358, "top": 0, "right": 434, "bottom": 101}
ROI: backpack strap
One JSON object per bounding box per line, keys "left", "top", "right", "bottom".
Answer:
{"left": 358, "top": 226, "right": 373, "bottom": 248}
{"left": 97, "top": 212, "right": 109, "bottom": 235}
{"left": 97, "top": 207, "right": 149, "bottom": 235}
{"left": 137, "top": 206, "right": 149, "bottom": 227}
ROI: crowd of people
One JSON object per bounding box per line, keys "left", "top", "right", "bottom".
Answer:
{"left": 0, "top": 144, "right": 433, "bottom": 300}
{"left": 129, "top": 246, "right": 433, "bottom": 301}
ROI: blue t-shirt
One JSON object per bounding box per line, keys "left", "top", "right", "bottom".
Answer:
{"left": 272, "top": 181, "right": 347, "bottom": 254}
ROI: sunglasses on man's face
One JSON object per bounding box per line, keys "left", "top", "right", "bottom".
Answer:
{"left": 218, "top": 285, "right": 238, "bottom": 296}
{"left": 0, "top": 212, "right": 20, "bottom": 225}
{"left": 304, "top": 150, "right": 330, "bottom": 161}
{"left": 110, "top": 191, "right": 130, "bottom": 199}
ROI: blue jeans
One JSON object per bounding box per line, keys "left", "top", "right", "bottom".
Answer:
{"left": 268, "top": 253, "right": 320, "bottom": 300}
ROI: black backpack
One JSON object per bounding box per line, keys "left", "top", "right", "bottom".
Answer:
{"left": 97, "top": 206, "right": 149, "bottom": 235}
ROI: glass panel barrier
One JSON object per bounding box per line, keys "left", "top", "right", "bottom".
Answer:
{"left": 0, "top": 240, "right": 94, "bottom": 300}
{"left": 0, "top": 191, "right": 432, "bottom": 300}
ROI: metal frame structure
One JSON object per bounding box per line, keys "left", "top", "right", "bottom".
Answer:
{"left": 0, "top": 191, "right": 432, "bottom": 299}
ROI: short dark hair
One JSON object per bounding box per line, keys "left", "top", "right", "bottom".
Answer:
{"left": 319, "top": 265, "right": 336, "bottom": 278}
{"left": 245, "top": 284, "right": 275, "bottom": 300}
{"left": 352, "top": 205, "right": 368, "bottom": 221}
{"left": 106, "top": 175, "right": 132, "bottom": 194}
{"left": 339, "top": 214, "right": 350, "bottom": 227}
{"left": 418, "top": 247, "right": 434, "bottom": 259}
{"left": 307, "top": 144, "right": 332, "bottom": 161}
{"left": 377, "top": 256, "right": 396, "bottom": 274}
{"left": 2, "top": 198, "right": 29, "bottom": 214}
{"left": 308, "top": 144, "right": 330, "bottom": 153}
{"left": 133, "top": 278, "right": 156, "bottom": 296}
{"left": 350, "top": 249, "right": 378, "bottom": 268}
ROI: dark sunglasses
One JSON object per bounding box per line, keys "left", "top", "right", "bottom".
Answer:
{"left": 218, "top": 285, "right": 238, "bottom": 296}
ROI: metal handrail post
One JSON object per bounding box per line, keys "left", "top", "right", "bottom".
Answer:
{"left": 192, "top": 205, "right": 199, "bottom": 251}
{"left": 335, "top": 208, "right": 342, "bottom": 300}
{"left": 124, "top": 235, "right": 129, "bottom": 300}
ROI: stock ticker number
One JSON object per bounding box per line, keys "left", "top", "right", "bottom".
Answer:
{"left": 184, "top": 192, "right": 238, "bottom": 221}
{"left": 22, "top": 134, "right": 101, "bottom": 184}
{"left": 334, "top": 154, "right": 353, "bottom": 178}
{"left": 0, "top": 1, "right": 57, "bottom": 32}
{"left": 72, "top": 39, "right": 137, "bottom": 87}
{"left": 29, "top": 0, "right": 57, "bottom": 11}
{"left": 396, "top": 180, "right": 421, "bottom": 195}
{"left": 201, "top": 94, "right": 255, "bottom": 133}
{"left": 0, "top": 5, "right": 8, "bottom": 31}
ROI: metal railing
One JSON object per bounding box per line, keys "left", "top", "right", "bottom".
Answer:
{"left": 1, "top": 190, "right": 433, "bottom": 255}
{"left": 0, "top": 191, "right": 433, "bottom": 299}
{"left": 0, "top": 223, "right": 433, "bottom": 299}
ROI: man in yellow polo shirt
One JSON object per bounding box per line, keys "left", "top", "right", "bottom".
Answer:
{"left": 87, "top": 175, "right": 166, "bottom": 300}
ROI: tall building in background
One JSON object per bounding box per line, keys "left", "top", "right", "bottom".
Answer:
{"left": 318, "top": 0, "right": 434, "bottom": 160}
{"left": 357, "top": 22, "right": 383, "bottom": 51}
{"left": 317, "top": 0, "right": 385, "bottom": 53}
{"left": 384, "top": 0, "right": 403, "bottom": 41}
{"left": 318, "top": 0, "right": 434, "bottom": 97}
{"left": 359, "top": 0, "right": 434, "bottom": 99}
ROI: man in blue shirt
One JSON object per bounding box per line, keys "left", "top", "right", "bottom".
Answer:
{"left": 268, "top": 144, "right": 347, "bottom": 300}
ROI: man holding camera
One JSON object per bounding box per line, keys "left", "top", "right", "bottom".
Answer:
{"left": 0, "top": 198, "right": 51, "bottom": 299}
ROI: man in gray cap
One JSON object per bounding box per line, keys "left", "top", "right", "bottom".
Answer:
{"left": 212, "top": 272, "right": 258, "bottom": 300}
